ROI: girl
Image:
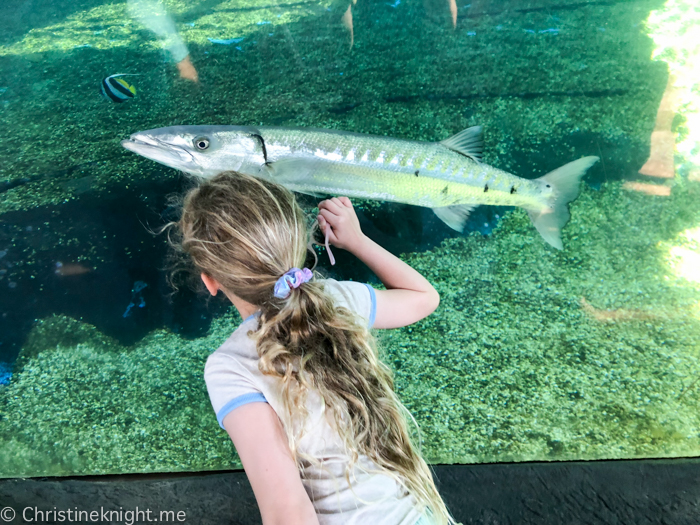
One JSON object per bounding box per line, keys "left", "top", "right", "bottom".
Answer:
{"left": 172, "top": 171, "right": 457, "bottom": 525}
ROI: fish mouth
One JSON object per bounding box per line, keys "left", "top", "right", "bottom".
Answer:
{"left": 121, "top": 134, "right": 197, "bottom": 171}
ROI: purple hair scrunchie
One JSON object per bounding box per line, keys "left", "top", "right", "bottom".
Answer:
{"left": 273, "top": 267, "right": 313, "bottom": 299}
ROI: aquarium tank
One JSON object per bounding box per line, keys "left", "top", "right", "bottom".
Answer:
{"left": 0, "top": 0, "right": 699, "bottom": 479}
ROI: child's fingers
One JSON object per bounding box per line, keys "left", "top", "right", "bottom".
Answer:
{"left": 317, "top": 214, "right": 332, "bottom": 234}
{"left": 320, "top": 198, "right": 354, "bottom": 219}
{"left": 318, "top": 199, "right": 342, "bottom": 216}
{"left": 322, "top": 197, "right": 347, "bottom": 215}
{"left": 317, "top": 216, "right": 338, "bottom": 245}
{"left": 318, "top": 209, "right": 339, "bottom": 232}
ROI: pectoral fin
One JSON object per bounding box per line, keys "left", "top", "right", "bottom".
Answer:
{"left": 291, "top": 188, "right": 328, "bottom": 198}
{"left": 432, "top": 204, "right": 476, "bottom": 232}
{"left": 263, "top": 158, "right": 325, "bottom": 197}
{"left": 266, "top": 157, "right": 319, "bottom": 182}
{"left": 266, "top": 157, "right": 358, "bottom": 198}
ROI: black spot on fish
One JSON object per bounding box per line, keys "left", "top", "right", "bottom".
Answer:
{"left": 415, "top": 170, "right": 419, "bottom": 177}
{"left": 251, "top": 133, "right": 268, "bottom": 163}
{"left": 441, "top": 185, "right": 448, "bottom": 195}
{"left": 484, "top": 184, "right": 489, "bottom": 192}
{"left": 546, "top": 184, "right": 551, "bottom": 188}
{"left": 510, "top": 186, "right": 516, "bottom": 194}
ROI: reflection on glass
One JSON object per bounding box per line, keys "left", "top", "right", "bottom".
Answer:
{"left": 0, "top": 0, "right": 699, "bottom": 480}
{"left": 448, "top": 0, "right": 457, "bottom": 28}
{"left": 639, "top": 74, "right": 679, "bottom": 180}
{"left": 127, "top": 0, "right": 198, "bottom": 82}
{"left": 342, "top": 4, "right": 353, "bottom": 49}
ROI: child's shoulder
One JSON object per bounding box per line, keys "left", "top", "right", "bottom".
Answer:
{"left": 323, "top": 277, "right": 368, "bottom": 302}
{"left": 205, "top": 317, "right": 259, "bottom": 369}
{"left": 321, "top": 278, "right": 376, "bottom": 329}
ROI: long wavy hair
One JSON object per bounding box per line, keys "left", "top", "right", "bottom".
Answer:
{"left": 169, "top": 171, "right": 455, "bottom": 525}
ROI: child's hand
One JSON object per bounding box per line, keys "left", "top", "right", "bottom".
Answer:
{"left": 317, "top": 197, "right": 366, "bottom": 252}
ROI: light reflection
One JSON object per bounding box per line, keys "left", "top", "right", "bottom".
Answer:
{"left": 448, "top": 0, "right": 457, "bottom": 28}
{"left": 580, "top": 298, "right": 661, "bottom": 324}
{"left": 664, "top": 225, "right": 700, "bottom": 321}
{"left": 646, "top": 0, "right": 700, "bottom": 175}
{"left": 625, "top": 0, "right": 700, "bottom": 197}
{"left": 621, "top": 182, "right": 671, "bottom": 196}
{"left": 126, "top": 0, "right": 198, "bottom": 82}
{"left": 342, "top": 5, "right": 353, "bottom": 49}
{"left": 666, "top": 226, "right": 700, "bottom": 284}
{"left": 638, "top": 74, "right": 679, "bottom": 180}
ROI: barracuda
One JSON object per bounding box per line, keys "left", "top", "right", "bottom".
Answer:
{"left": 121, "top": 125, "right": 598, "bottom": 249}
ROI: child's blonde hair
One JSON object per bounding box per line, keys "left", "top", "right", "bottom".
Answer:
{"left": 171, "top": 171, "right": 455, "bottom": 525}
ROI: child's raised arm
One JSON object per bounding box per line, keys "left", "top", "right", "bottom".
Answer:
{"left": 317, "top": 197, "right": 439, "bottom": 329}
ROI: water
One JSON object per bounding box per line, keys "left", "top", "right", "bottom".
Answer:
{"left": 0, "top": 0, "right": 699, "bottom": 478}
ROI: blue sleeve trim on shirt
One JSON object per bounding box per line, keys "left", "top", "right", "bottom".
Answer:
{"left": 242, "top": 310, "right": 261, "bottom": 323}
{"left": 217, "top": 392, "right": 268, "bottom": 429}
{"left": 364, "top": 283, "right": 377, "bottom": 328}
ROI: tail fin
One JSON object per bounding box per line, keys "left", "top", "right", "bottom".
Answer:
{"left": 527, "top": 156, "right": 599, "bottom": 249}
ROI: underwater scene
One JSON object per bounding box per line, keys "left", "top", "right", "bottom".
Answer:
{"left": 0, "top": 0, "right": 699, "bottom": 478}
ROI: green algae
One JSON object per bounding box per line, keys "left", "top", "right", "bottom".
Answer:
{"left": 386, "top": 178, "right": 700, "bottom": 464}
{"left": 0, "top": 313, "right": 243, "bottom": 478}
{"left": 20, "top": 314, "right": 121, "bottom": 360}
{"left": 1, "top": 178, "right": 699, "bottom": 477}
{"left": 0, "top": 0, "right": 667, "bottom": 213}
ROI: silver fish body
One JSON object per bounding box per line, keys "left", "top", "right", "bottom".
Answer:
{"left": 121, "top": 125, "right": 598, "bottom": 249}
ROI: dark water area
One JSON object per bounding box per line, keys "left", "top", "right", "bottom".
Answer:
{"left": 0, "top": 175, "right": 218, "bottom": 363}
{"left": 0, "top": 167, "right": 509, "bottom": 366}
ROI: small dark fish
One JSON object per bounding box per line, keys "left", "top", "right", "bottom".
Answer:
{"left": 123, "top": 280, "right": 148, "bottom": 317}
{"left": 0, "top": 361, "right": 12, "bottom": 386}
{"left": 100, "top": 74, "right": 137, "bottom": 103}
{"left": 55, "top": 261, "right": 92, "bottom": 276}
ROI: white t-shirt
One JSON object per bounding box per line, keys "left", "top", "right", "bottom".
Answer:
{"left": 204, "top": 279, "right": 424, "bottom": 525}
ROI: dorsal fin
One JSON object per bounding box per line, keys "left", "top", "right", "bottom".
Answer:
{"left": 439, "top": 126, "right": 484, "bottom": 162}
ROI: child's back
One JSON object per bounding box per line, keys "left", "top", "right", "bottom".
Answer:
{"left": 172, "top": 171, "right": 455, "bottom": 525}
{"left": 207, "top": 279, "right": 423, "bottom": 524}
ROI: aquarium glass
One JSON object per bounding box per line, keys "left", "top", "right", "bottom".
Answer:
{"left": 0, "top": 0, "right": 699, "bottom": 478}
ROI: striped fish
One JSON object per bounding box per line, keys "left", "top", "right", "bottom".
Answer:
{"left": 100, "top": 74, "right": 137, "bottom": 103}
{"left": 121, "top": 125, "right": 599, "bottom": 249}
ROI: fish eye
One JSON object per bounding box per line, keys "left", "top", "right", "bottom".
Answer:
{"left": 194, "top": 137, "right": 210, "bottom": 150}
